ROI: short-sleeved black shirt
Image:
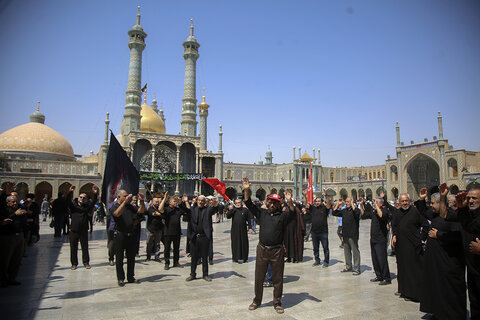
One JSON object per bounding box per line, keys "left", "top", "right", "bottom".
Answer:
{"left": 309, "top": 205, "right": 329, "bottom": 234}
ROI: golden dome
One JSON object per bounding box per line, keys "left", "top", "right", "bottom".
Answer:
{"left": 121, "top": 102, "right": 166, "bottom": 134}
{"left": 0, "top": 122, "right": 75, "bottom": 159}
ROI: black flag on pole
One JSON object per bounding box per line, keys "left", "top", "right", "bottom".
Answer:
{"left": 101, "top": 132, "right": 139, "bottom": 207}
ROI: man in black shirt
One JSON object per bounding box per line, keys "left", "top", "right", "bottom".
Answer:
{"left": 66, "top": 185, "right": 98, "bottom": 270}
{"left": 362, "top": 197, "right": 391, "bottom": 285}
{"left": 304, "top": 192, "right": 332, "bottom": 267}
{"left": 333, "top": 197, "right": 362, "bottom": 275}
{"left": 159, "top": 192, "right": 186, "bottom": 270}
{"left": 182, "top": 194, "right": 218, "bottom": 282}
{"left": 145, "top": 197, "right": 163, "bottom": 262}
{"left": 0, "top": 194, "right": 27, "bottom": 287}
{"left": 52, "top": 192, "right": 67, "bottom": 238}
{"left": 110, "top": 189, "right": 145, "bottom": 287}
{"left": 440, "top": 184, "right": 480, "bottom": 318}
{"left": 243, "top": 178, "right": 295, "bottom": 314}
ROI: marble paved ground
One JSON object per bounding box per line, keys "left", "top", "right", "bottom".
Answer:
{"left": 1, "top": 218, "right": 426, "bottom": 320}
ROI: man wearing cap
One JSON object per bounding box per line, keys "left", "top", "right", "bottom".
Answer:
{"left": 242, "top": 177, "right": 295, "bottom": 314}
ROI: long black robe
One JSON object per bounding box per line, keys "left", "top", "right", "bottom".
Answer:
{"left": 226, "top": 207, "right": 251, "bottom": 262}
{"left": 390, "top": 204, "right": 429, "bottom": 300}
{"left": 416, "top": 201, "right": 466, "bottom": 320}
{"left": 283, "top": 205, "right": 305, "bottom": 262}
{"left": 446, "top": 206, "right": 480, "bottom": 319}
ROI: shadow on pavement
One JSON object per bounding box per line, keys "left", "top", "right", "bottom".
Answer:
{"left": 282, "top": 292, "right": 322, "bottom": 308}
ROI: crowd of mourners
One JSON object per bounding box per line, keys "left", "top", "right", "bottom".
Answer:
{"left": 1, "top": 180, "right": 479, "bottom": 318}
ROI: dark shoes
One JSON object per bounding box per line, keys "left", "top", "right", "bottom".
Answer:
{"left": 71, "top": 265, "right": 77, "bottom": 270}
{"left": 108, "top": 260, "right": 114, "bottom": 266}
{"left": 248, "top": 303, "right": 259, "bottom": 311}
{"left": 379, "top": 280, "right": 391, "bottom": 285}
{"left": 118, "top": 280, "right": 125, "bottom": 287}
{"left": 173, "top": 263, "right": 183, "bottom": 268}
{"left": 145, "top": 257, "right": 151, "bottom": 262}
{"left": 186, "top": 275, "right": 196, "bottom": 282}
{"left": 322, "top": 262, "right": 329, "bottom": 268}
{"left": 370, "top": 277, "right": 382, "bottom": 282}
{"left": 84, "top": 263, "right": 91, "bottom": 269}
{"left": 209, "top": 261, "right": 213, "bottom": 265}
{"left": 341, "top": 268, "right": 352, "bottom": 273}
{"left": 274, "top": 305, "right": 284, "bottom": 314}
{"left": 312, "top": 261, "right": 320, "bottom": 266}
{"left": 164, "top": 265, "right": 169, "bottom": 270}
{"left": 127, "top": 278, "right": 140, "bottom": 284}
{"left": 203, "top": 276, "right": 212, "bottom": 282}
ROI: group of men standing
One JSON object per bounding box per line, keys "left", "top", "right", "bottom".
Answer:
{"left": 3, "top": 179, "right": 479, "bottom": 318}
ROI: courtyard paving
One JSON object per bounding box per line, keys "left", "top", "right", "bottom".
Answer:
{"left": 1, "top": 217, "right": 426, "bottom": 320}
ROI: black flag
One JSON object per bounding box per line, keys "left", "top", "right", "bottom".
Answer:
{"left": 101, "top": 132, "right": 139, "bottom": 207}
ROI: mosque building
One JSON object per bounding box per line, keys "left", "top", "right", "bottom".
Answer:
{"left": 0, "top": 8, "right": 479, "bottom": 202}
{"left": 0, "top": 7, "right": 224, "bottom": 200}
{"left": 224, "top": 113, "right": 480, "bottom": 201}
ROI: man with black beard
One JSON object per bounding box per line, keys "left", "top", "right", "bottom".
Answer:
{"left": 243, "top": 178, "right": 295, "bottom": 315}
{"left": 441, "top": 183, "right": 480, "bottom": 319}
{"left": 226, "top": 198, "right": 252, "bottom": 263}
{"left": 388, "top": 193, "right": 429, "bottom": 302}
{"left": 416, "top": 185, "right": 465, "bottom": 320}
{"left": 110, "top": 190, "right": 145, "bottom": 287}
{"left": 304, "top": 192, "right": 332, "bottom": 267}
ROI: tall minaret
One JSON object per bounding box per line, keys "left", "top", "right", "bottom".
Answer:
{"left": 218, "top": 125, "right": 223, "bottom": 153}
{"left": 198, "top": 89, "right": 209, "bottom": 150}
{"left": 180, "top": 19, "right": 200, "bottom": 136}
{"left": 122, "top": 6, "right": 147, "bottom": 146}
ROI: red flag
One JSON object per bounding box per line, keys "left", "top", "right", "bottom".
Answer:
{"left": 307, "top": 162, "right": 313, "bottom": 204}
{"left": 202, "top": 178, "right": 230, "bottom": 201}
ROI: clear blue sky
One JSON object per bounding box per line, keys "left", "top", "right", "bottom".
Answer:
{"left": 0, "top": 0, "right": 479, "bottom": 167}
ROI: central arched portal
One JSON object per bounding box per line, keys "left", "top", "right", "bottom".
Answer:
{"left": 406, "top": 154, "right": 440, "bottom": 200}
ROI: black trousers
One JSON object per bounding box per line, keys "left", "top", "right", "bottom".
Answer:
{"left": 370, "top": 241, "right": 390, "bottom": 280}
{"left": 0, "top": 233, "right": 24, "bottom": 283}
{"left": 107, "top": 229, "right": 115, "bottom": 261}
{"left": 254, "top": 244, "right": 285, "bottom": 307}
{"left": 467, "top": 269, "right": 480, "bottom": 319}
{"left": 69, "top": 230, "right": 89, "bottom": 266}
{"left": 114, "top": 231, "right": 137, "bottom": 281}
{"left": 63, "top": 215, "right": 70, "bottom": 234}
{"left": 190, "top": 236, "right": 210, "bottom": 277}
{"left": 164, "top": 235, "right": 181, "bottom": 265}
{"left": 54, "top": 215, "right": 64, "bottom": 237}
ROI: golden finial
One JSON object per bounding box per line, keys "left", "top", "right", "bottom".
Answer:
{"left": 143, "top": 88, "right": 147, "bottom": 104}
{"left": 36, "top": 101, "right": 40, "bottom": 112}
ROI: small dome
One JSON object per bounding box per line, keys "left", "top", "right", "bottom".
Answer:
{"left": 0, "top": 114, "right": 75, "bottom": 160}
{"left": 198, "top": 95, "right": 210, "bottom": 110}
